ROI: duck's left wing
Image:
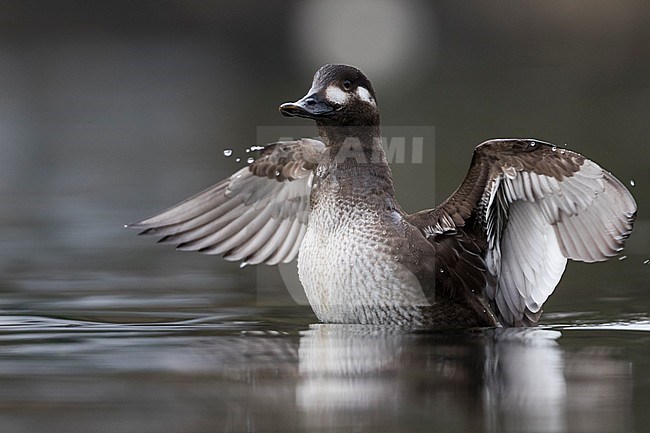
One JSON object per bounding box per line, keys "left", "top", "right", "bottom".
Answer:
{"left": 408, "top": 139, "right": 636, "bottom": 326}
{"left": 127, "top": 138, "right": 325, "bottom": 265}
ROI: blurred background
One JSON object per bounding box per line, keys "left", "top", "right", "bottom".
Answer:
{"left": 0, "top": 0, "right": 646, "bottom": 315}
{"left": 0, "top": 2, "right": 648, "bottom": 432}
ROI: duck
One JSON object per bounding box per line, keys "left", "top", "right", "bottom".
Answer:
{"left": 128, "top": 64, "right": 637, "bottom": 328}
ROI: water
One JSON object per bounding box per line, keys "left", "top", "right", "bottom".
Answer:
{"left": 0, "top": 312, "right": 647, "bottom": 433}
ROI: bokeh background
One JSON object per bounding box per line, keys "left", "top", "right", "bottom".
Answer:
{"left": 1, "top": 0, "right": 647, "bottom": 315}
{"left": 0, "top": 2, "right": 649, "bottom": 432}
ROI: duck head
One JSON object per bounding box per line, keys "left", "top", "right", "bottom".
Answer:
{"left": 280, "top": 64, "right": 379, "bottom": 127}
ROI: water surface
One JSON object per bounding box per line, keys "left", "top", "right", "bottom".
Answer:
{"left": 0, "top": 308, "right": 647, "bottom": 433}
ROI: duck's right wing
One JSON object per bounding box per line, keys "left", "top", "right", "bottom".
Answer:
{"left": 127, "top": 138, "right": 325, "bottom": 265}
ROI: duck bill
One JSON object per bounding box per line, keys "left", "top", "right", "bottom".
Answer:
{"left": 279, "top": 92, "right": 335, "bottom": 119}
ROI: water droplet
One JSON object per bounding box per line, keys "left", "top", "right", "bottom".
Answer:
{"left": 250, "top": 145, "right": 265, "bottom": 152}
{"left": 618, "top": 255, "right": 627, "bottom": 261}
{"left": 382, "top": 230, "right": 387, "bottom": 235}
{"left": 644, "top": 259, "right": 649, "bottom": 265}
{"left": 551, "top": 145, "right": 557, "bottom": 152}
{"left": 630, "top": 179, "right": 635, "bottom": 187}
{"left": 223, "top": 149, "right": 233, "bottom": 157}
{"left": 240, "top": 262, "right": 249, "bottom": 268}
{"left": 439, "top": 268, "right": 444, "bottom": 273}
{"left": 274, "top": 170, "right": 281, "bottom": 177}
{"left": 235, "top": 158, "right": 241, "bottom": 163}
{"left": 245, "top": 148, "right": 251, "bottom": 153}
{"left": 530, "top": 141, "right": 536, "bottom": 147}
{"left": 247, "top": 157, "right": 255, "bottom": 164}
{"left": 560, "top": 149, "right": 566, "bottom": 154}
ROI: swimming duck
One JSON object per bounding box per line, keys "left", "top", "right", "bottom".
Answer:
{"left": 128, "top": 64, "right": 636, "bottom": 328}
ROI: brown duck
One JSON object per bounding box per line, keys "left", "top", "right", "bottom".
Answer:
{"left": 128, "top": 64, "right": 637, "bottom": 328}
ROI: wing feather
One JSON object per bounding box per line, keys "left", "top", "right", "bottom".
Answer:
{"left": 246, "top": 217, "right": 295, "bottom": 264}
{"left": 266, "top": 219, "right": 304, "bottom": 265}
{"left": 222, "top": 216, "right": 282, "bottom": 262}
{"left": 127, "top": 139, "right": 326, "bottom": 265}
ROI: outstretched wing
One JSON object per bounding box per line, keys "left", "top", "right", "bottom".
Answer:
{"left": 409, "top": 139, "right": 637, "bottom": 326}
{"left": 127, "top": 138, "right": 326, "bottom": 265}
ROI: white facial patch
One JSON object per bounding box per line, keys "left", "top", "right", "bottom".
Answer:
{"left": 325, "top": 85, "right": 349, "bottom": 105}
{"left": 356, "top": 86, "right": 375, "bottom": 105}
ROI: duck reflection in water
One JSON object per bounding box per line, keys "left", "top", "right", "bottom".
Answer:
{"left": 294, "top": 326, "right": 632, "bottom": 433}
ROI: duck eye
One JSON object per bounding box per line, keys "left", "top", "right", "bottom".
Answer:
{"left": 342, "top": 80, "right": 352, "bottom": 90}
